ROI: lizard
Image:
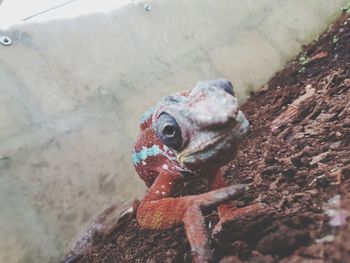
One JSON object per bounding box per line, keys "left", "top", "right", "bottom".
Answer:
{"left": 132, "top": 78, "right": 264, "bottom": 263}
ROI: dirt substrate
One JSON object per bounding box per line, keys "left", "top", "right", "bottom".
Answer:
{"left": 72, "top": 13, "right": 350, "bottom": 263}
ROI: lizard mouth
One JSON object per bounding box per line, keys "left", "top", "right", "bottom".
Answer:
{"left": 177, "top": 125, "right": 241, "bottom": 166}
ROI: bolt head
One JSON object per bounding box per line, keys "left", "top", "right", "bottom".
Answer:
{"left": 0, "top": 36, "right": 12, "bottom": 46}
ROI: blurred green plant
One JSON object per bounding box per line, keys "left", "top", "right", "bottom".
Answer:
{"left": 332, "top": 35, "right": 339, "bottom": 44}
{"left": 298, "top": 54, "right": 310, "bottom": 73}
{"left": 299, "top": 55, "right": 310, "bottom": 66}
{"left": 342, "top": 2, "right": 350, "bottom": 14}
{"left": 298, "top": 67, "right": 306, "bottom": 73}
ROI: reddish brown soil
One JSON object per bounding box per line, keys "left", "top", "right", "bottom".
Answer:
{"left": 68, "top": 13, "right": 350, "bottom": 263}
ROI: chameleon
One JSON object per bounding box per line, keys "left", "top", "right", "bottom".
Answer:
{"left": 132, "top": 79, "right": 263, "bottom": 263}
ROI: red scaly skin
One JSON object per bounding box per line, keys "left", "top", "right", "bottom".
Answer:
{"left": 132, "top": 79, "right": 264, "bottom": 263}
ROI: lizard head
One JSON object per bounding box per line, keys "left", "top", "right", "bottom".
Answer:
{"left": 152, "top": 78, "right": 249, "bottom": 172}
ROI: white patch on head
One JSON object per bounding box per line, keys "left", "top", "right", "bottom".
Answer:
{"left": 162, "top": 164, "right": 169, "bottom": 170}
{"left": 161, "top": 191, "right": 167, "bottom": 196}
{"left": 142, "top": 161, "right": 147, "bottom": 165}
{"left": 155, "top": 190, "right": 160, "bottom": 195}
{"left": 169, "top": 182, "right": 172, "bottom": 185}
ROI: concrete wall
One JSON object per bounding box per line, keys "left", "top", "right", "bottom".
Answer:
{"left": 0, "top": 0, "right": 348, "bottom": 262}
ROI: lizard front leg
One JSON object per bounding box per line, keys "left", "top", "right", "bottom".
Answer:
{"left": 137, "top": 171, "right": 186, "bottom": 229}
{"left": 137, "top": 171, "right": 245, "bottom": 263}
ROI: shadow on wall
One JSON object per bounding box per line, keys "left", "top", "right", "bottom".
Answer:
{"left": 0, "top": 0, "right": 348, "bottom": 262}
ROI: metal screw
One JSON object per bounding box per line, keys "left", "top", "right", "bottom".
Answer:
{"left": 0, "top": 36, "right": 12, "bottom": 46}
{"left": 144, "top": 4, "right": 151, "bottom": 12}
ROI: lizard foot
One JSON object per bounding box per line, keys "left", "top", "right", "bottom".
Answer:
{"left": 212, "top": 202, "right": 267, "bottom": 236}
{"left": 183, "top": 184, "right": 247, "bottom": 263}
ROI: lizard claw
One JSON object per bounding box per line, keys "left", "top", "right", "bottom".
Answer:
{"left": 190, "top": 184, "right": 247, "bottom": 208}
{"left": 212, "top": 202, "right": 267, "bottom": 237}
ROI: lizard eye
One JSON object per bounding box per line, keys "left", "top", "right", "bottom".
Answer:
{"left": 210, "top": 78, "right": 235, "bottom": 96}
{"left": 219, "top": 81, "right": 235, "bottom": 96}
{"left": 155, "top": 113, "right": 182, "bottom": 150}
